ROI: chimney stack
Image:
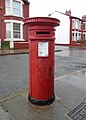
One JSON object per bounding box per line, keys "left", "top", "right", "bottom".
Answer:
{"left": 65, "top": 9, "right": 71, "bottom": 16}
{"left": 82, "top": 15, "right": 86, "bottom": 21}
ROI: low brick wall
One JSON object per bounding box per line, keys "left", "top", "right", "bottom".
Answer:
{"left": 14, "top": 42, "right": 29, "bottom": 49}
{"left": 81, "top": 43, "right": 86, "bottom": 46}
{"left": 0, "top": 39, "right": 1, "bottom": 49}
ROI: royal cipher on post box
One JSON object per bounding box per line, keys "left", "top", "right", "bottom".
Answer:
{"left": 24, "top": 17, "right": 60, "bottom": 106}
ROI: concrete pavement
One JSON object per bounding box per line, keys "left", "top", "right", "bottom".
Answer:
{"left": 0, "top": 68, "right": 86, "bottom": 120}
{"left": 0, "top": 49, "right": 29, "bottom": 56}
{"left": 0, "top": 48, "right": 62, "bottom": 56}
{"left": 0, "top": 46, "right": 86, "bottom": 120}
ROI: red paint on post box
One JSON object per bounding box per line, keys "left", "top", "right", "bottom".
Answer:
{"left": 24, "top": 17, "right": 60, "bottom": 105}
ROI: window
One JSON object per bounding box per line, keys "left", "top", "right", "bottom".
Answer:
{"left": 79, "top": 33, "right": 81, "bottom": 40}
{"left": 13, "top": 0, "right": 21, "bottom": 16}
{"left": 72, "top": 20, "right": 75, "bottom": 29}
{"left": 5, "top": 0, "right": 10, "bottom": 15}
{"left": 13, "top": 23, "right": 21, "bottom": 38}
{"left": 72, "top": 19, "right": 79, "bottom": 29}
{"left": 76, "top": 20, "right": 79, "bottom": 29}
{"left": 83, "top": 23, "right": 85, "bottom": 30}
{"left": 72, "top": 33, "right": 80, "bottom": 41}
{"left": 6, "top": 21, "right": 23, "bottom": 40}
{"left": 5, "top": 0, "right": 23, "bottom": 17}
{"left": 79, "top": 21, "right": 81, "bottom": 30}
{"left": 76, "top": 33, "right": 77, "bottom": 40}
{"left": 82, "top": 34, "right": 86, "bottom": 40}
{"left": 72, "top": 33, "right": 74, "bottom": 40}
{"left": 6, "top": 23, "right": 11, "bottom": 38}
{"left": 82, "top": 23, "right": 86, "bottom": 30}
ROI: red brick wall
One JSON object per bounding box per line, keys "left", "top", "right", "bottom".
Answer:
{"left": 23, "top": 2, "right": 30, "bottom": 18}
{"left": 0, "top": 0, "right": 5, "bottom": 41}
{"left": 14, "top": 42, "right": 29, "bottom": 49}
{"left": 0, "top": 0, "right": 30, "bottom": 49}
{"left": 23, "top": 2, "right": 30, "bottom": 41}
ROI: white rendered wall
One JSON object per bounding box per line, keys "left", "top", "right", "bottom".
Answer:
{"left": 51, "top": 12, "right": 70, "bottom": 44}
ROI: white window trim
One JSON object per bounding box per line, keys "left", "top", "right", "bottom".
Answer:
{"left": 14, "top": 0, "right": 24, "bottom": 4}
{"left": 4, "top": 39, "right": 25, "bottom": 41}
{"left": 5, "top": 20, "right": 24, "bottom": 24}
{"left": 5, "top": 20, "right": 24, "bottom": 41}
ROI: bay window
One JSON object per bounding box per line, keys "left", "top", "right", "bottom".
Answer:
{"left": 5, "top": 21, "right": 23, "bottom": 40}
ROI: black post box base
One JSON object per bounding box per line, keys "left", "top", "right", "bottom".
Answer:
{"left": 28, "top": 95, "right": 55, "bottom": 106}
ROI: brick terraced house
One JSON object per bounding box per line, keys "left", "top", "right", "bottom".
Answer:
{"left": 51, "top": 10, "right": 86, "bottom": 46}
{"left": 70, "top": 15, "right": 86, "bottom": 46}
{"left": 0, "top": 0, "right": 30, "bottom": 49}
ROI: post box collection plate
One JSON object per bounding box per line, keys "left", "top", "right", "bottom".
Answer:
{"left": 38, "top": 42, "right": 49, "bottom": 57}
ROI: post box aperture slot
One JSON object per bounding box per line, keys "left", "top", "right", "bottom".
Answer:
{"left": 36, "top": 31, "right": 50, "bottom": 36}
{"left": 36, "top": 31, "right": 50, "bottom": 35}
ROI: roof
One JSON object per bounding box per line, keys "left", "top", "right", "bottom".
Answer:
{"left": 70, "top": 16, "right": 86, "bottom": 22}
{"left": 70, "top": 16, "right": 82, "bottom": 21}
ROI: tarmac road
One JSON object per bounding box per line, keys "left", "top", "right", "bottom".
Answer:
{"left": 0, "top": 46, "right": 86, "bottom": 120}
{"left": 0, "top": 46, "right": 86, "bottom": 98}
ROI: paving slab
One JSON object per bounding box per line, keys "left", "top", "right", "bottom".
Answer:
{"left": 0, "top": 103, "right": 10, "bottom": 120}
{"left": 55, "top": 69, "right": 86, "bottom": 110}
{"left": 2, "top": 93, "right": 69, "bottom": 120}
{"left": 0, "top": 69, "right": 86, "bottom": 120}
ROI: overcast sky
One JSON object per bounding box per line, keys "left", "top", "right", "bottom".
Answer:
{"left": 29, "top": 0, "right": 86, "bottom": 18}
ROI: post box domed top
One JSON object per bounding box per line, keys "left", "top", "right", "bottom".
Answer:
{"left": 24, "top": 17, "right": 60, "bottom": 27}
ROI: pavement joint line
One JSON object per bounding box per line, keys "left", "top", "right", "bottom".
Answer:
{"left": 1, "top": 102, "right": 9, "bottom": 113}
{"left": 60, "top": 103, "right": 71, "bottom": 111}
{"left": 0, "top": 89, "right": 27, "bottom": 103}
{"left": 55, "top": 95, "right": 71, "bottom": 111}
{"left": 0, "top": 94, "right": 19, "bottom": 104}
{"left": 55, "top": 68, "right": 86, "bottom": 81}
{"left": 0, "top": 52, "right": 29, "bottom": 56}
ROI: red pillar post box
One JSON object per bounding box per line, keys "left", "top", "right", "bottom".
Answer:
{"left": 25, "top": 17, "right": 60, "bottom": 106}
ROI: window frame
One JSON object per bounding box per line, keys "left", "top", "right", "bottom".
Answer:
{"left": 5, "top": 0, "right": 24, "bottom": 17}
{"left": 72, "top": 33, "right": 75, "bottom": 41}
{"left": 82, "top": 22, "right": 86, "bottom": 31}
{"left": 13, "top": 0, "right": 21, "bottom": 16}
{"left": 13, "top": 23, "right": 21, "bottom": 38}
{"left": 6, "top": 22, "right": 11, "bottom": 38}
{"left": 5, "top": 0, "right": 10, "bottom": 15}
{"left": 72, "top": 19, "right": 79, "bottom": 29}
{"left": 5, "top": 20, "right": 24, "bottom": 41}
